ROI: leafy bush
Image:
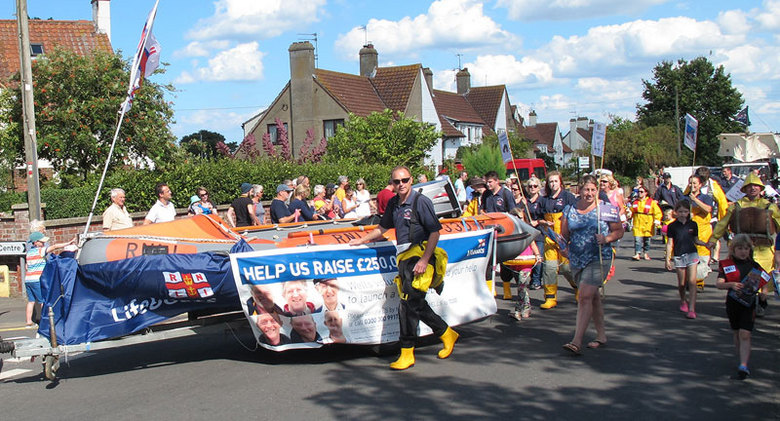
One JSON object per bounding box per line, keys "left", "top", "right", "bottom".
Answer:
{"left": 460, "top": 144, "right": 505, "bottom": 178}
{"left": 4, "top": 158, "right": 406, "bottom": 218}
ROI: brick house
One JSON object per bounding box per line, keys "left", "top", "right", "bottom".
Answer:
{"left": 518, "top": 110, "right": 569, "bottom": 167}
{"left": 241, "top": 42, "right": 522, "bottom": 168}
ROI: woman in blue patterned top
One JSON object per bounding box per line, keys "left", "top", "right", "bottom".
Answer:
{"left": 561, "top": 175, "right": 624, "bottom": 355}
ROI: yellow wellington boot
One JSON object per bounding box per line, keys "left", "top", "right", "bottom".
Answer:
{"left": 438, "top": 327, "right": 459, "bottom": 359}
{"left": 503, "top": 280, "right": 513, "bottom": 300}
{"left": 540, "top": 284, "right": 558, "bottom": 309}
{"left": 696, "top": 279, "right": 705, "bottom": 291}
{"left": 390, "top": 347, "right": 415, "bottom": 370}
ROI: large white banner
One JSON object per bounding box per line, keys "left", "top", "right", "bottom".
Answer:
{"left": 230, "top": 229, "right": 497, "bottom": 351}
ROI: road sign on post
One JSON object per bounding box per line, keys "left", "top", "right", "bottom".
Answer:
{"left": 578, "top": 157, "right": 590, "bottom": 169}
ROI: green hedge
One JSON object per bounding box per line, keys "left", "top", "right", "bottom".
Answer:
{"left": 4, "top": 158, "right": 409, "bottom": 219}
{"left": 0, "top": 191, "right": 26, "bottom": 214}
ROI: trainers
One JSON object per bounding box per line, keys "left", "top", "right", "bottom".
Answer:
{"left": 679, "top": 301, "right": 689, "bottom": 313}
{"left": 509, "top": 310, "right": 522, "bottom": 321}
{"left": 686, "top": 311, "right": 697, "bottom": 319}
{"left": 632, "top": 254, "right": 641, "bottom": 261}
{"left": 737, "top": 364, "right": 750, "bottom": 380}
{"left": 529, "top": 281, "right": 542, "bottom": 290}
{"left": 521, "top": 309, "right": 531, "bottom": 319}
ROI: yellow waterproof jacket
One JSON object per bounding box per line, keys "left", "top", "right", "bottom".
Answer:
{"left": 684, "top": 179, "right": 728, "bottom": 219}
{"left": 394, "top": 241, "right": 448, "bottom": 296}
{"left": 462, "top": 198, "right": 480, "bottom": 217}
{"left": 690, "top": 198, "right": 712, "bottom": 256}
{"left": 631, "top": 197, "right": 662, "bottom": 237}
{"left": 712, "top": 196, "right": 780, "bottom": 241}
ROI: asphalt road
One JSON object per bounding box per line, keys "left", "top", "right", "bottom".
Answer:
{"left": 1, "top": 236, "right": 778, "bottom": 420}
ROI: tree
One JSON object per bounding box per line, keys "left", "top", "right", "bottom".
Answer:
{"left": 325, "top": 110, "right": 440, "bottom": 166}
{"left": 637, "top": 57, "right": 744, "bottom": 165}
{"left": 460, "top": 143, "right": 505, "bottom": 178}
{"left": 480, "top": 131, "right": 534, "bottom": 159}
{"left": 180, "top": 129, "right": 235, "bottom": 160}
{"left": 0, "top": 48, "right": 177, "bottom": 185}
{"left": 603, "top": 117, "right": 678, "bottom": 178}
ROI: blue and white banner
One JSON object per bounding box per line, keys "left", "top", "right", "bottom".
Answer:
{"left": 684, "top": 113, "right": 698, "bottom": 152}
{"left": 498, "top": 131, "right": 513, "bottom": 163}
{"left": 591, "top": 121, "right": 607, "bottom": 157}
{"left": 230, "top": 229, "right": 497, "bottom": 350}
{"left": 37, "top": 241, "right": 252, "bottom": 345}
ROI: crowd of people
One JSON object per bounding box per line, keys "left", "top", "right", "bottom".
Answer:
{"left": 54, "top": 164, "right": 778, "bottom": 377}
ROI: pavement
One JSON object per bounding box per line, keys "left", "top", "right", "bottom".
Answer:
{"left": 0, "top": 296, "right": 36, "bottom": 337}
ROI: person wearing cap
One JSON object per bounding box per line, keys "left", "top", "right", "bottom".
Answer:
{"left": 270, "top": 184, "right": 300, "bottom": 224}
{"left": 227, "top": 182, "right": 259, "bottom": 228}
{"left": 189, "top": 186, "right": 215, "bottom": 216}
{"left": 144, "top": 183, "right": 176, "bottom": 225}
{"left": 103, "top": 188, "right": 133, "bottom": 231}
{"left": 709, "top": 173, "right": 780, "bottom": 312}
{"left": 462, "top": 177, "right": 487, "bottom": 217}
{"left": 654, "top": 172, "right": 684, "bottom": 208}
{"left": 24, "top": 232, "right": 75, "bottom": 326}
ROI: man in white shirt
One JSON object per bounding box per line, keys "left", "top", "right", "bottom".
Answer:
{"left": 144, "top": 183, "right": 176, "bottom": 224}
{"left": 454, "top": 170, "right": 468, "bottom": 207}
{"left": 102, "top": 188, "right": 134, "bottom": 230}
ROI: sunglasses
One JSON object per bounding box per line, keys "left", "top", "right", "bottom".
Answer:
{"left": 528, "top": 185, "right": 539, "bottom": 188}
{"left": 199, "top": 192, "right": 208, "bottom": 197}
{"left": 392, "top": 177, "right": 411, "bottom": 185}
{"left": 512, "top": 188, "right": 520, "bottom": 192}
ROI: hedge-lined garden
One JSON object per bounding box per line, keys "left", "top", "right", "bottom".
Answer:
{"left": 3, "top": 158, "right": 408, "bottom": 220}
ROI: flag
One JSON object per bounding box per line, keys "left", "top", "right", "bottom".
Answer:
{"left": 735, "top": 106, "right": 750, "bottom": 127}
{"left": 121, "top": 0, "right": 161, "bottom": 113}
{"left": 498, "top": 131, "right": 513, "bottom": 163}
{"left": 684, "top": 113, "right": 698, "bottom": 152}
{"left": 591, "top": 121, "right": 606, "bottom": 157}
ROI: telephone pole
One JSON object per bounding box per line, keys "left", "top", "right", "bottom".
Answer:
{"left": 16, "top": 0, "right": 41, "bottom": 220}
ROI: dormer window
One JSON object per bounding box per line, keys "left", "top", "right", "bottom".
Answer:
{"left": 30, "top": 43, "right": 44, "bottom": 57}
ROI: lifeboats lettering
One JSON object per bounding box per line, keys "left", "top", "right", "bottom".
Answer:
{"left": 111, "top": 297, "right": 217, "bottom": 322}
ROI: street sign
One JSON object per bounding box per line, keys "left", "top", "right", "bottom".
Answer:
{"left": 578, "top": 157, "right": 590, "bottom": 169}
{"left": 0, "top": 242, "right": 26, "bottom": 256}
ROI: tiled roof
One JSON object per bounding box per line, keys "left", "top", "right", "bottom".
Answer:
{"left": 432, "top": 90, "right": 486, "bottom": 124}
{"left": 372, "top": 64, "right": 421, "bottom": 112}
{"left": 465, "top": 85, "right": 504, "bottom": 129}
{"left": 519, "top": 122, "right": 571, "bottom": 153}
{"left": 0, "top": 19, "right": 112, "bottom": 83}
{"left": 577, "top": 127, "right": 593, "bottom": 143}
{"left": 315, "top": 69, "right": 386, "bottom": 117}
{"left": 438, "top": 116, "right": 464, "bottom": 137}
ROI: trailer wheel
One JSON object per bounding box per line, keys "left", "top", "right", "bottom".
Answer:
{"left": 43, "top": 355, "right": 59, "bottom": 381}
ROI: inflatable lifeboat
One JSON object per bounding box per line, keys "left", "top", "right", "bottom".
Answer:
{"left": 78, "top": 213, "right": 537, "bottom": 265}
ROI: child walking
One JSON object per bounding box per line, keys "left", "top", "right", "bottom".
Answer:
{"left": 665, "top": 199, "right": 708, "bottom": 319}
{"left": 502, "top": 209, "right": 542, "bottom": 320}
{"left": 715, "top": 234, "right": 769, "bottom": 380}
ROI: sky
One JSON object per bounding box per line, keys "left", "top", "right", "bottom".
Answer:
{"left": 6, "top": 0, "right": 779, "bottom": 145}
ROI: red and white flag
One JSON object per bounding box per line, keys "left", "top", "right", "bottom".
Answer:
{"left": 121, "top": 0, "right": 161, "bottom": 113}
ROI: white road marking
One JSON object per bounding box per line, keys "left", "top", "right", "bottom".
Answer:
{"left": 0, "top": 368, "right": 32, "bottom": 380}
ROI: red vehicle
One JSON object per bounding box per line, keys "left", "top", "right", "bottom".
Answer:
{"left": 506, "top": 158, "right": 546, "bottom": 180}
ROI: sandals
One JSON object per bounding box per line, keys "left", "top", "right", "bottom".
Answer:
{"left": 563, "top": 342, "right": 582, "bottom": 355}
{"left": 587, "top": 339, "right": 607, "bottom": 349}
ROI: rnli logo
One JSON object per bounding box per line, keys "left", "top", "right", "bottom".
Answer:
{"left": 163, "top": 271, "right": 214, "bottom": 299}
{"left": 467, "top": 238, "right": 487, "bottom": 257}
{"left": 402, "top": 208, "right": 413, "bottom": 220}
{"left": 496, "top": 198, "right": 504, "bottom": 208}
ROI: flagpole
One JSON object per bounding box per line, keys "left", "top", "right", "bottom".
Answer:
{"left": 500, "top": 133, "right": 533, "bottom": 219}
{"left": 81, "top": 0, "right": 160, "bottom": 239}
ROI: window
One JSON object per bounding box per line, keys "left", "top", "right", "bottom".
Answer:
{"left": 323, "top": 119, "right": 344, "bottom": 139}
{"left": 30, "top": 43, "right": 44, "bottom": 57}
{"left": 268, "top": 122, "right": 288, "bottom": 144}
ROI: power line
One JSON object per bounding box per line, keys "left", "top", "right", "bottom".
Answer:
{"left": 174, "top": 105, "right": 266, "bottom": 112}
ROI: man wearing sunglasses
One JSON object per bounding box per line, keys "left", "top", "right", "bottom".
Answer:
{"left": 350, "top": 166, "right": 458, "bottom": 370}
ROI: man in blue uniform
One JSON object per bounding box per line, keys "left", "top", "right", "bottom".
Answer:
{"left": 350, "top": 165, "right": 458, "bottom": 370}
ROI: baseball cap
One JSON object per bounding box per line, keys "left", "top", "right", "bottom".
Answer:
{"left": 662, "top": 172, "right": 671, "bottom": 178}
{"left": 29, "top": 231, "right": 49, "bottom": 243}
{"left": 240, "top": 182, "right": 253, "bottom": 194}
{"left": 277, "top": 184, "right": 294, "bottom": 193}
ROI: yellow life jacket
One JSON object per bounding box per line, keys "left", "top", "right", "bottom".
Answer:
{"left": 393, "top": 241, "right": 448, "bottom": 299}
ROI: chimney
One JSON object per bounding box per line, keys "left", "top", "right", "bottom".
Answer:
{"left": 422, "top": 67, "right": 433, "bottom": 92}
{"left": 91, "top": 0, "right": 111, "bottom": 42}
{"left": 577, "top": 116, "right": 588, "bottom": 129}
{"left": 289, "top": 41, "right": 316, "bottom": 155}
{"left": 528, "top": 110, "right": 537, "bottom": 127}
{"left": 456, "top": 67, "right": 470, "bottom": 94}
{"left": 359, "top": 44, "right": 378, "bottom": 77}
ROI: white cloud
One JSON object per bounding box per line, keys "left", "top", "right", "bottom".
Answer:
{"left": 334, "top": 0, "right": 517, "bottom": 60}
{"left": 716, "top": 10, "right": 750, "bottom": 35}
{"left": 466, "top": 55, "right": 554, "bottom": 87}
{"left": 174, "top": 41, "right": 231, "bottom": 58}
{"left": 174, "top": 42, "right": 265, "bottom": 83}
{"left": 539, "top": 17, "right": 744, "bottom": 77}
{"left": 575, "top": 77, "right": 641, "bottom": 102}
{"left": 495, "top": 0, "right": 669, "bottom": 21}
{"left": 186, "top": 0, "right": 327, "bottom": 41}
{"left": 538, "top": 93, "right": 574, "bottom": 111}
{"left": 755, "top": 0, "right": 780, "bottom": 31}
